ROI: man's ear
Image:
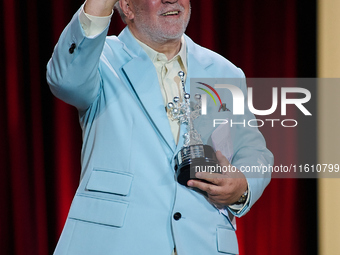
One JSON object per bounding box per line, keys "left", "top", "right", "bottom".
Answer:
{"left": 120, "top": 0, "right": 135, "bottom": 21}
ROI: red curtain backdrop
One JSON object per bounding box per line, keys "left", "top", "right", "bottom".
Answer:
{"left": 0, "top": 0, "right": 317, "bottom": 254}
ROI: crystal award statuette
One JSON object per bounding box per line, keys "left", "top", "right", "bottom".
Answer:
{"left": 168, "top": 71, "right": 218, "bottom": 186}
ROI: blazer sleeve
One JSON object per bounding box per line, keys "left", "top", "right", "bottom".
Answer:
{"left": 228, "top": 70, "right": 274, "bottom": 217}
{"left": 46, "top": 6, "right": 110, "bottom": 111}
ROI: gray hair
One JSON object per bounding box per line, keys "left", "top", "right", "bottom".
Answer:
{"left": 114, "top": 1, "right": 127, "bottom": 24}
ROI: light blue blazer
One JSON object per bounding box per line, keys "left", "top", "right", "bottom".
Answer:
{"left": 47, "top": 8, "right": 273, "bottom": 255}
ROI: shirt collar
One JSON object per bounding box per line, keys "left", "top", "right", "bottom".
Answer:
{"left": 134, "top": 36, "right": 187, "bottom": 72}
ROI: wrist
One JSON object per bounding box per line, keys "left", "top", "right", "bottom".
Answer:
{"left": 231, "top": 183, "right": 249, "bottom": 205}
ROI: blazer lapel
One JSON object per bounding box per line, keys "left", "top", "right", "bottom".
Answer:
{"left": 175, "top": 35, "right": 215, "bottom": 153}
{"left": 118, "top": 28, "right": 177, "bottom": 152}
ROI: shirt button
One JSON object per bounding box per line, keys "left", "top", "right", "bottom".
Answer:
{"left": 173, "top": 212, "right": 182, "bottom": 221}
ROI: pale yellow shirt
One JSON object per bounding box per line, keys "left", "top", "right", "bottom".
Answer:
{"left": 134, "top": 37, "right": 187, "bottom": 144}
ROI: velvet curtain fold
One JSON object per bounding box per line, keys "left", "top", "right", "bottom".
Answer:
{"left": 0, "top": 0, "right": 316, "bottom": 254}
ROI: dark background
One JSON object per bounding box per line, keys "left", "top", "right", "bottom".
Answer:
{"left": 0, "top": 0, "right": 317, "bottom": 254}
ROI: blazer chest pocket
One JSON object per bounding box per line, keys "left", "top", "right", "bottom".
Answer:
{"left": 86, "top": 169, "right": 133, "bottom": 196}
{"left": 69, "top": 195, "right": 128, "bottom": 228}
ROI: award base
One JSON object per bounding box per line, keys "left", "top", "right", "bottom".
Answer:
{"left": 174, "top": 144, "right": 218, "bottom": 186}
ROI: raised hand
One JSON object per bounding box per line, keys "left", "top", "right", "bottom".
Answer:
{"left": 84, "top": 0, "right": 120, "bottom": 16}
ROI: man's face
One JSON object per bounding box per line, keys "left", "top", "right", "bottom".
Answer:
{"left": 129, "top": 0, "right": 191, "bottom": 43}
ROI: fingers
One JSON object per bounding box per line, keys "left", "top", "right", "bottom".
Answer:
{"left": 85, "top": 0, "right": 117, "bottom": 16}
{"left": 186, "top": 151, "right": 247, "bottom": 206}
{"left": 187, "top": 179, "right": 221, "bottom": 196}
{"left": 216, "top": 150, "right": 230, "bottom": 167}
{"left": 215, "top": 151, "right": 245, "bottom": 178}
{"left": 187, "top": 179, "right": 234, "bottom": 206}
{"left": 195, "top": 172, "right": 225, "bottom": 186}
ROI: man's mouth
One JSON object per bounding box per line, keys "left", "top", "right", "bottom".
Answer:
{"left": 162, "top": 11, "right": 180, "bottom": 16}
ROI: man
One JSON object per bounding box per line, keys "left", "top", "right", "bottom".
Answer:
{"left": 47, "top": 0, "right": 273, "bottom": 254}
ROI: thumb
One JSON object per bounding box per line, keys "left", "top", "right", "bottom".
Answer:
{"left": 216, "top": 150, "right": 230, "bottom": 167}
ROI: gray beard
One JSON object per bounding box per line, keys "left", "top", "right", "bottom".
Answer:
{"left": 134, "top": 6, "right": 191, "bottom": 44}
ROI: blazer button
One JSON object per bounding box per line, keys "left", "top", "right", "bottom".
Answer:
{"left": 69, "top": 43, "right": 76, "bottom": 54}
{"left": 173, "top": 212, "right": 182, "bottom": 221}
